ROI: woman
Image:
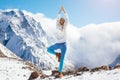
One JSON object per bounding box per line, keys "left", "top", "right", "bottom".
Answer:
{"left": 47, "top": 6, "right": 69, "bottom": 78}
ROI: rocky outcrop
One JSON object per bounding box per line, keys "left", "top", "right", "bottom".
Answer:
{"left": 28, "top": 71, "right": 39, "bottom": 80}
{"left": 91, "top": 65, "right": 110, "bottom": 72}
{"left": 77, "top": 67, "right": 90, "bottom": 72}
{"left": 114, "top": 64, "right": 120, "bottom": 69}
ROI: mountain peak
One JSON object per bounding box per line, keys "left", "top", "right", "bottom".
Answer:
{"left": 0, "top": 9, "right": 24, "bottom": 18}
{"left": 0, "top": 9, "right": 52, "bottom": 70}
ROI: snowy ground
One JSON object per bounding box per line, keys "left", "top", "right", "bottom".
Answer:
{"left": 65, "top": 69, "right": 120, "bottom": 80}
{"left": 1, "top": 57, "right": 120, "bottom": 80}
{"left": 39, "top": 69, "right": 120, "bottom": 80}
{"left": 0, "top": 57, "right": 36, "bottom": 80}
{"left": 0, "top": 43, "right": 40, "bottom": 80}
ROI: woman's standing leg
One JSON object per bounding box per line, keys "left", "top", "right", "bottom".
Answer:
{"left": 58, "top": 43, "right": 67, "bottom": 72}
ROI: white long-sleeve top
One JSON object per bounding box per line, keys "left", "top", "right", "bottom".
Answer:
{"left": 55, "top": 13, "right": 69, "bottom": 43}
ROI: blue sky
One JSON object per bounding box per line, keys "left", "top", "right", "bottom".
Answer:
{"left": 0, "top": 0, "right": 120, "bottom": 27}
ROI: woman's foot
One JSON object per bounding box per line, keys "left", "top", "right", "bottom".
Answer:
{"left": 56, "top": 53, "right": 61, "bottom": 62}
{"left": 55, "top": 72, "right": 63, "bottom": 78}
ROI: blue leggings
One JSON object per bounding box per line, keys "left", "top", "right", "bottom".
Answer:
{"left": 47, "top": 42, "right": 67, "bottom": 72}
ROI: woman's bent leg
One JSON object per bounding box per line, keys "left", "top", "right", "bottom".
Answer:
{"left": 47, "top": 43, "right": 59, "bottom": 55}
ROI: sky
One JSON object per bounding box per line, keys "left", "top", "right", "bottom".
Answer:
{"left": 0, "top": 0, "right": 120, "bottom": 27}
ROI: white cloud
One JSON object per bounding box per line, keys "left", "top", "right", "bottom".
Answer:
{"left": 69, "top": 22, "right": 120, "bottom": 68}
{"left": 23, "top": 11, "right": 120, "bottom": 68}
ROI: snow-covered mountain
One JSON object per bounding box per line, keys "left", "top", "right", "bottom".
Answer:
{"left": 0, "top": 9, "right": 47, "bottom": 61}
{"left": 0, "top": 9, "right": 47, "bottom": 67}
{"left": 0, "top": 9, "right": 74, "bottom": 71}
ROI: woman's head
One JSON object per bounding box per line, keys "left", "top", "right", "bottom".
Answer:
{"left": 59, "top": 18, "right": 65, "bottom": 26}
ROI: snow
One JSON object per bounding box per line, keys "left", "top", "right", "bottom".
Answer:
{"left": 0, "top": 42, "right": 38, "bottom": 80}
{"left": 0, "top": 43, "right": 18, "bottom": 58}
{"left": 0, "top": 56, "right": 120, "bottom": 80}
{"left": 72, "top": 69, "right": 120, "bottom": 80}
{"left": 41, "top": 69, "right": 120, "bottom": 80}
{"left": 42, "top": 70, "right": 52, "bottom": 75}
{"left": 0, "top": 41, "right": 41, "bottom": 80}
{"left": 0, "top": 58, "right": 32, "bottom": 80}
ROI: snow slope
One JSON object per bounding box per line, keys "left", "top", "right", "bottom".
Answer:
{"left": 0, "top": 43, "right": 18, "bottom": 58}
{"left": 0, "top": 42, "right": 40, "bottom": 80}
{"left": 0, "top": 58, "right": 32, "bottom": 80}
